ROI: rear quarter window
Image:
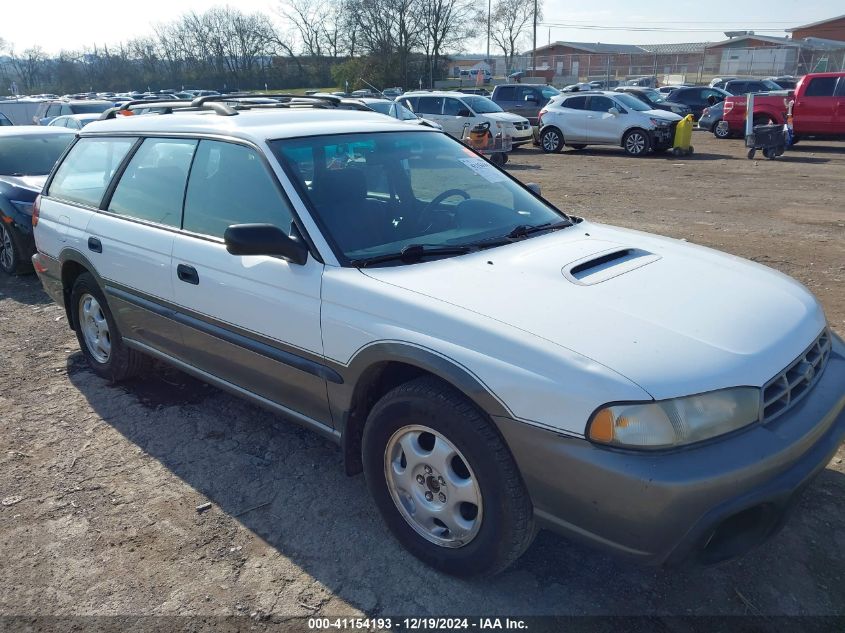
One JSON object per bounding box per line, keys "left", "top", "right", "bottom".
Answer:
{"left": 48, "top": 137, "right": 137, "bottom": 208}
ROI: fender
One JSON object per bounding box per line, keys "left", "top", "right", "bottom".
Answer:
{"left": 329, "top": 341, "right": 514, "bottom": 474}
{"left": 57, "top": 248, "right": 104, "bottom": 326}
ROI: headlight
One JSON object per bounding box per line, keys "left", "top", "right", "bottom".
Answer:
{"left": 649, "top": 117, "right": 672, "bottom": 127}
{"left": 10, "top": 200, "right": 35, "bottom": 215}
{"left": 587, "top": 387, "right": 760, "bottom": 449}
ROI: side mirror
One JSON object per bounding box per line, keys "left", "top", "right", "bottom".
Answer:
{"left": 525, "top": 96, "right": 539, "bottom": 104}
{"left": 224, "top": 223, "right": 308, "bottom": 265}
{"left": 526, "top": 182, "right": 542, "bottom": 196}
{"left": 608, "top": 107, "right": 620, "bottom": 115}
{"left": 457, "top": 108, "right": 472, "bottom": 117}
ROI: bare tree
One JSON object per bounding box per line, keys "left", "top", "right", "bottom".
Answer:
{"left": 8, "top": 47, "right": 47, "bottom": 93}
{"left": 490, "top": 0, "right": 538, "bottom": 73}
{"left": 419, "top": 0, "right": 472, "bottom": 86}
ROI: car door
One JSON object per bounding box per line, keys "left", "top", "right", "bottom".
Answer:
{"left": 442, "top": 96, "right": 472, "bottom": 138}
{"left": 87, "top": 136, "right": 195, "bottom": 360}
{"left": 494, "top": 85, "right": 518, "bottom": 115}
{"left": 170, "top": 138, "right": 331, "bottom": 425}
{"left": 516, "top": 86, "right": 542, "bottom": 123}
{"left": 834, "top": 77, "right": 845, "bottom": 134}
{"left": 555, "top": 95, "right": 589, "bottom": 142}
{"left": 416, "top": 96, "right": 449, "bottom": 135}
{"left": 796, "top": 76, "right": 838, "bottom": 134}
{"left": 586, "top": 95, "right": 625, "bottom": 145}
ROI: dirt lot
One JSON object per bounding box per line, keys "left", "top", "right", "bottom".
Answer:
{"left": 1, "top": 132, "right": 843, "bottom": 625}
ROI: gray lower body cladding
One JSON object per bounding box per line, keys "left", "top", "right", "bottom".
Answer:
{"left": 494, "top": 333, "right": 845, "bottom": 565}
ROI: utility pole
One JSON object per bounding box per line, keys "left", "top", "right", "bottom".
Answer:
{"left": 532, "top": 0, "right": 537, "bottom": 73}
{"left": 486, "top": 0, "right": 491, "bottom": 62}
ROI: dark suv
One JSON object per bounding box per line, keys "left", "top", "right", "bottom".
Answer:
{"left": 33, "top": 100, "right": 115, "bottom": 126}
{"left": 491, "top": 84, "right": 560, "bottom": 125}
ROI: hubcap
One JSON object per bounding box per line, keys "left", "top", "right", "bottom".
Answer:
{"left": 542, "top": 131, "right": 558, "bottom": 151}
{"left": 626, "top": 133, "right": 645, "bottom": 154}
{"left": 78, "top": 294, "right": 111, "bottom": 364}
{"left": 715, "top": 121, "right": 729, "bottom": 138}
{"left": 384, "top": 425, "right": 482, "bottom": 548}
{"left": 0, "top": 225, "right": 13, "bottom": 271}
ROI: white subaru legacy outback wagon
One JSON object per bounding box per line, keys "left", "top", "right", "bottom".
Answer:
{"left": 32, "top": 96, "right": 845, "bottom": 576}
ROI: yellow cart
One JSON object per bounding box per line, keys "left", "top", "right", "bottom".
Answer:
{"left": 671, "top": 114, "right": 695, "bottom": 156}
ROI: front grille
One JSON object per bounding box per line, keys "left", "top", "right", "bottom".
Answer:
{"left": 513, "top": 122, "right": 529, "bottom": 131}
{"left": 762, "top": 328, "right": 831, "bottom": 423}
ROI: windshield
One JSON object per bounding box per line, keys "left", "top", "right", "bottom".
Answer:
{"left": 613, "top": 93, "right": 651, "bottom": 112}
{"left": 395, "top": 102, "right": 419, "bottom": 120}
{"left": 0, "top": 134, "right": 75, "bottom": 175}
{"left": 761, "top": 79, "right": 782, "bottom": 91}
{"left": 642, "top": 89, "right": 665, "bottom": 103}
{"left": 70, "top": 103, "right": 112, "bottom": 114}
{"left": 541, "top": 86, "right": 560, "bottom": 99}
{"left": 461, "top": 95, "right": 503, "bottom": 114}
{"left": 272, "top": 132, "right": 569, "bottom": 265}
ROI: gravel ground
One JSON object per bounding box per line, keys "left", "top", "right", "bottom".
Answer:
{"left": 0, "top": 132, "right": 843, "bottom": 625}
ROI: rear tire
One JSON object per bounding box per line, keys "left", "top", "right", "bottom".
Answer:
{"left": 362, "top": 376, "right": 535, "bottom": 576}
{"left": 540, "top": 127, "right": 564, "bottom": 153}
{"left": 0, "top": 223, "right": 30, "bottom": 276}
{"left": 71, "top": 272, "right": 149, "bottom": 383}
{"left": 623, "top": 129, "right": 651, "bottom": 156}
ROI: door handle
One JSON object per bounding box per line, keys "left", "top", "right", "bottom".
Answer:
{"left": 177, "top": 264, "right": 199, "bottom": 285}
{"left": 87, "top": 237, "right": 102, "bottom": 253}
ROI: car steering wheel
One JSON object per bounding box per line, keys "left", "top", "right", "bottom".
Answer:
{"left": 419, "top": 189, "right": 471, "bottom": 230}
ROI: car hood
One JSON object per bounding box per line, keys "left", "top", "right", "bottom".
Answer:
{"left": 484, "top": 112, "right": 530, "bottom": 124}
{"left": 0, "top": 174, "right": 48, "bottom": 199}
{"left": 362, "top": 221, "right": 826, "bottom": 400}
{"left": 644, "top": 109, "right": 683, "bottom": 121}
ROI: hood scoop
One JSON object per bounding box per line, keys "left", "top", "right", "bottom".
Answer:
{"left": 563, "top": 247, "right": 661, "bottom": 285}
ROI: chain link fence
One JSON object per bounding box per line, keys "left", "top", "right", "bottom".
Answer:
{"left": 504, "top": 46, "right": 845, "bottom": 86}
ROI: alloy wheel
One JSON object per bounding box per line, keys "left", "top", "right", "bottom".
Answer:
{"left": 0, "top": 224, "right": 14, "bottom": 272}
{"left": 384, "top": 425, "right": 483, "bottom": 548}
{"left": 78, "top": 293, "right": 111, "bottom": 363}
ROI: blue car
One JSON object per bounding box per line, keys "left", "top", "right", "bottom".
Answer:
{"left": 0, "top": 127, "right": 75, "bottom": 275}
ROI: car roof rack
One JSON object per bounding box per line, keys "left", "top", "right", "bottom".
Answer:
{"left": 98, "top": 93, "right": 343, "bottom": 120}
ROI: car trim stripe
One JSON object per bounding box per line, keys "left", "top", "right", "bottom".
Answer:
{"left": 104, "top": 285, "right": 344, "bottom": 384}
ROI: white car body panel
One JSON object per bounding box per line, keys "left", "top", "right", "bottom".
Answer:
{"left": 358, "top": 221, "right": 825, "bottom": 406}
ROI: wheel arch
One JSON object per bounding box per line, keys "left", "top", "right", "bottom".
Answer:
{"left": 333, "top": 342, "right": 512, "bottom": 476}
{"left": 59, "top": 249, "right": 102, "bottom": 328}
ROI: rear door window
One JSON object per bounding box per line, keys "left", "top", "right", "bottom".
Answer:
{"left": 182, "top": 140, "right": 294, "bottom": 239}
{"left": 416, "top": 97, "right": 444, "bottom": 115}
{"left": 495, "top": 86, "right": 516, "bottom": 101}
{"left": 108, "top": 138, "right": 197, "bottom": 228}
{"left": 562, "top": 96, "right": 587, "bottom": 110}
{"left": 805, "top": 77, "right": 837, "bottom": 97}
{"left": 48, "top": 137, "right": 137, "bottom": 208}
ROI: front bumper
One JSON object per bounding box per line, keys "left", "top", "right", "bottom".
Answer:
{"left": 493, "top": 332, "right": 845, "bottom": 565}
{"left": 510, "top": 127, "right": 534, "bottom": 145}
{"left": 651, "top": 125, "right": 675, "bottom": 149}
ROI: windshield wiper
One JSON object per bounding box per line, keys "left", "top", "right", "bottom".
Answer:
{"left": 349, "top": 243, "right": 475, "bottom": 268}
{"left": 505, "top": 221, "right": 571, "bottom": 239}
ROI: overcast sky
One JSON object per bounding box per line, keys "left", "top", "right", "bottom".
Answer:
{"left": 2, "top": 0, "right": 842, "bottom": 54}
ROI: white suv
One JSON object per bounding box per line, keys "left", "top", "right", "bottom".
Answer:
{"left": 538, "top": 90, "right": 682, "bottom": 155}
{"left": 399, "top": 91, "right": 533, "bottom": 146}
{"left": 32, "top": 97, "right": 845, "bottom": 575}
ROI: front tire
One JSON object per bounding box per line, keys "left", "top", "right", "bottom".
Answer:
{"left": 623, "top": 129, "right": 651, "bottom": 156}
{"left": 71, "top": 272, "right": 148, "bottom": 382}
{"left": 362, "top": 376, "right": 535, "bottom": 576}
{"left": 540, "top": 127, "right": 564, "bottom": 153}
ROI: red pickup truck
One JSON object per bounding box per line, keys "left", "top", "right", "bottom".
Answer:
{"left": 722, "top": 72, "right": 845, "bottom": 139}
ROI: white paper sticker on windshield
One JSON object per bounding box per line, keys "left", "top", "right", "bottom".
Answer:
{"left": 459, "top": 157, "right": 508, "bottom": 183}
